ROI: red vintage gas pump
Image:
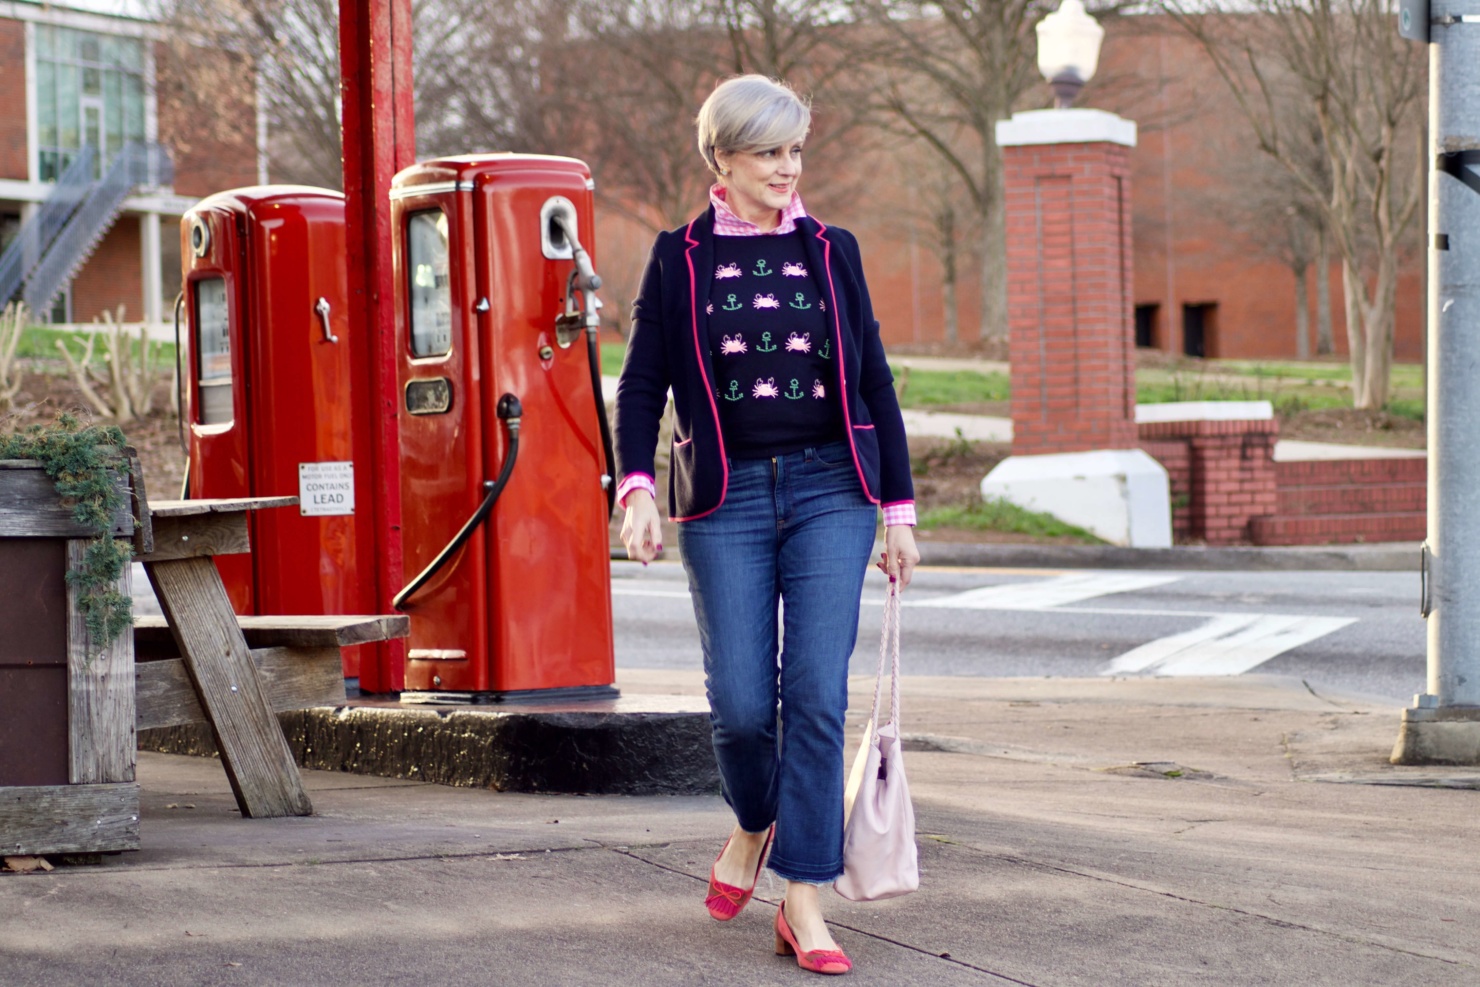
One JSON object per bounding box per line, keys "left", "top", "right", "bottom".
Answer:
{"left": 388, "top": 154, "right": 616, "bottom": 702}
{"left": 178, "top": 187, "right": 378, "bottom": 679}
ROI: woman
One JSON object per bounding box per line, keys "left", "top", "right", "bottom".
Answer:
{"left": 614, "top": 74, "right": 919, "bottom": 976}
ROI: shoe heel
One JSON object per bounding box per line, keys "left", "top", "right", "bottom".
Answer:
{"left": 775, "top": 932, "right": 794, "bottom": 957}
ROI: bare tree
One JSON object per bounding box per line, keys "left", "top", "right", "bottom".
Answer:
{"left": 1163, "top": 0, "right": 1426, "bottom": 408}
{"left": 419, "top": 0, "right": 874, "bottom": 233}
{"left": 1196, "top": 101, "right": 1333, "bottom": 359}
{"left": 848, "top": 0, "right": 1083, "bottom": 346}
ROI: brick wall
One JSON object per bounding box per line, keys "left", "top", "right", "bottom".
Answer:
{"left": 71, "top": 218, "right": 143, "bottom": 323}
{"left": 1250, "top": 458, "right": 1426, "bottom": 545}
{"left": 1139, "top": 437, "right": 1192, "bottom": 540}
{"left": 0, "top": 18, "right": 27, "bottom": 181}
{"left": 1004, "top": 139, "right": 1137, "bottom": 455}
{"left": 1139, "top": 418, "right": 1279, "bottom": 545}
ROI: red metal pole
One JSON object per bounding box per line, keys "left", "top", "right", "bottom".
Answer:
{"left": 340, "top": 0, "right": 415, "bottom": 693}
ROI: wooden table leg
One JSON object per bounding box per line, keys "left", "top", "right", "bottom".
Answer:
{"left": 144, "top": 557, "right": 312, "bottom": 818}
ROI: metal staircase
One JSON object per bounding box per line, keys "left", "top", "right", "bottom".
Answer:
{"left": 0, "top": 142, "right": 173, "bottom": 315}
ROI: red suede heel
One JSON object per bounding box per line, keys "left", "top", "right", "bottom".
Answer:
{"left": 774, "top": 901, "right": 852, "bottom": 975}
{"left": 705, "top": 825, "right": 774, "bottom": 921}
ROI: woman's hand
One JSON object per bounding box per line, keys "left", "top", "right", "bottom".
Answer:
{"left": 620, "top": 489, "right": 664, "bottom": 565}
{"left": 878, "top": 525, "right": 921, "bottom": 592}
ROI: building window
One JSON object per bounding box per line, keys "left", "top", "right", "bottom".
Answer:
{"left": 41, "top": 285, "right": 72, "bottom": 324}
{"left": 34, "top": 26, "right": 147, "bottom": 182}
{"left": 1134, "top": 304, "right": 1158, "bottom": 349}
{"left": 1182, "top": 303, "right": 1217, "bottom": 359}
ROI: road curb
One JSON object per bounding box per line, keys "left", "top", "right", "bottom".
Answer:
{"left": 915, "top": 540, "right": 1420, "bottom": 571}
{"left": 615, "top": 542, "right": 1420, "bottom": 571}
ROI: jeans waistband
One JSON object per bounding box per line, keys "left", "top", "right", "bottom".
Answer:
{"left": 728, "top": 440, "right": 850, "bottom": 470}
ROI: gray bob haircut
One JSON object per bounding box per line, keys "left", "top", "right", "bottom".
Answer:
{"left": 696, "top": 75, "right": 812, "bottom": 177}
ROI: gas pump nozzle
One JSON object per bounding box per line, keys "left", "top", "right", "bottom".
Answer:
{"left": 552, "top": 212, "right": 602, "bottom": 349}
{"left": 546, "top": 205, "right": 618, "bottom": 518}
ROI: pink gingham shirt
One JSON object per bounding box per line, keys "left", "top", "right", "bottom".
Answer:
{"left": 617, "top": 184, "right": 916, "bottom": 528}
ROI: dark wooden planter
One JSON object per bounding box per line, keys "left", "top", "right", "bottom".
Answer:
{"left": 0, "top": 459, "right": 138, "bottom": 856}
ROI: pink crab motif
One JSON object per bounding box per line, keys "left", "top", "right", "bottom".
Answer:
{"left": 706, "top": 302, "right": 714, "bottom": 315}
{"left": 781, "top": 261, "right": 809, "bottom": 278}
{"left": 719, "top": 333, "right": 748, "bottom": 355}
{"left": 752, "top": 377, "right": 780, "bottom": 399}
{"left": 715, "top": 262, "right": 744, "bottom": 279}
{"left": 784, "top": 332, "right": 811, "bottom": 354}
{"left": 753, "top": 293, "right": 781, "bottom": 310}
{"left": 818, "top": 299, "right": 826, "bottom": 312}
{"left": 812, "top": 380, "right": 826, "bottom": 399}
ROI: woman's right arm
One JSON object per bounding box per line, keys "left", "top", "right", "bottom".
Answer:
{"left": 614, "top": 238, "right": 671, "bottom": 564}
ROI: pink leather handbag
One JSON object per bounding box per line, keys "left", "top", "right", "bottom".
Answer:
{"left": 837, "top": 581, "right": 919, "bottom": 902}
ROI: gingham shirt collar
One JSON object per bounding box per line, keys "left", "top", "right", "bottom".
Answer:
{"left": 710, "top": 183, "right": 808, "bottom": 236}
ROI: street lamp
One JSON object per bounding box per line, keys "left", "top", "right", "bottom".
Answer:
{"left": 1036, "top": 0, "right": 1105, "bottom": 109}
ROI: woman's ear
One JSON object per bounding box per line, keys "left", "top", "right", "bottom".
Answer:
{"left": 713, "top": 149, "right": 731, "bottom": 178}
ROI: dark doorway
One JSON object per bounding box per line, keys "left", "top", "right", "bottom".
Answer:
{"left": 1182, "top": 303, "right": 1217, "bottom": 358}
{"left": 1134, "top": 304, "right": 1158, "bottom": 348}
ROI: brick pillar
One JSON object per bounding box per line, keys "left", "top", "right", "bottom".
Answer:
{"left": 998, "top": 109, "right": 1137, "bottom": 456}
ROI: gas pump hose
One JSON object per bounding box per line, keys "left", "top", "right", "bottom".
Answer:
{"left": 173, "top": 291, "right": 190, "bottom": 499}
{"left": 392, "top": 394, "right": 522, "bottom": 611}
{"left": 587, "top": 328, "right": 617, "bottom": 518}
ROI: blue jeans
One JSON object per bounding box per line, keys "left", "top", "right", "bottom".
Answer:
{"left": 678, "top": 441, "right": 877, "bottom": 883}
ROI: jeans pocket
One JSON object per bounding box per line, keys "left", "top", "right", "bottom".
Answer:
{"left": 812, "top": 443, "right": 854, "bottom": 470}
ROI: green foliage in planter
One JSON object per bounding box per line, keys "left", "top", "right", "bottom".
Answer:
{"left": 0, "top": 414, "right": 133, "bottom": 644}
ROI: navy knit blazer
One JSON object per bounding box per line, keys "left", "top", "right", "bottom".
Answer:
{"left": 614, "top": 206, "right": 914, "bottom": 521}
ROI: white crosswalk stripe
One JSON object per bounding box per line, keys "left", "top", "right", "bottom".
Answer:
{"left": 913, "top": 572, "right": 1181, "bottom": 611}
{"left": 1103, "top": 614, "right": 1356, "bottom": 677}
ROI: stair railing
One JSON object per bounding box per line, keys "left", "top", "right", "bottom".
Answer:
{"left": 0, "top": 146, "right": 97, "bottom": 306}
{"left": 23, "top": 142, "right": 174, "bottom": 316}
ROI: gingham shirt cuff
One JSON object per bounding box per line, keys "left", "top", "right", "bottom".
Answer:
{"left": 616, "top": 473, "right": 657, "bottom": 508}
{"left": 882, "top": 501, "right": 917, "bottom": 527}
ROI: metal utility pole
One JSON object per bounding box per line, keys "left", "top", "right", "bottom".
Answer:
{"left": 1393, "top": 0, "right": 1480, "bottom": 764}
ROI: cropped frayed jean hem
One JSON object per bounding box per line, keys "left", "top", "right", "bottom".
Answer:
{"left": 768, "top": 854, "right": 844, "bottom": 885}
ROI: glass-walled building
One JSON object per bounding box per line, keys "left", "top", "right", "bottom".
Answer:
{"left": 34, "top": 25, "right": 149, "bottom": 182}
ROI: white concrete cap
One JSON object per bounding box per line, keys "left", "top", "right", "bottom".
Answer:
{"left": 1134, "top": 401, "right": 1274, "bottom": 424}
{"left": 981, "top": 448, "right": 1172, "bottom": 548}
{"left": 994, "top": 108, "right": 1137, "bottom": 148}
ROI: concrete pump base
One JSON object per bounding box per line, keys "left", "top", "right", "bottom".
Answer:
{"left": 139, "top": 695, "right": 719, "bottom": 795}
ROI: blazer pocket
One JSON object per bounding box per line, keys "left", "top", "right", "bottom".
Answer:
{"left": 852, "top": 423, "right": 875, "bottom": 431}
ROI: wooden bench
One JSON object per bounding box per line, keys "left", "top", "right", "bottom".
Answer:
{"left": 134, "top": 615, "right": 407, "bottom": 731}
{"left": 135, "top": 497, "right": 406, "bottom": 819}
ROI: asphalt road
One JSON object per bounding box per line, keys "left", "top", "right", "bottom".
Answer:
{"left": 612, "top": 560, "right": 1426, "bottom": 704}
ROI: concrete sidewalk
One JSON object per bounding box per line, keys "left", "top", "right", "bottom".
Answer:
{"left": 3, "top": 671, "right": 1475, "bottom": 985}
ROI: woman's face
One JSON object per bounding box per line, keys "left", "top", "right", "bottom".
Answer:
{"left": 716, "top": 141, "right": 804, "bottom": 225}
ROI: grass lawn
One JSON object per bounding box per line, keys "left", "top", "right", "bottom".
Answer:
{"left": 16, "top": 325, "right": 177, "bottom": 366}
{"left": 917, "top": 497, "right": 1105, "bottom": 544}
{"left": 889, "top": 365, "right": 1011, "bottom": 408}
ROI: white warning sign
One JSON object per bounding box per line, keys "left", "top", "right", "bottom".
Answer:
{"left": 298, "top": 461, "right": 355, "bottom": 516}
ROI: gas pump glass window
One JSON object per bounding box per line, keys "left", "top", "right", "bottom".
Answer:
{"left": 408, "top": 210, "right": 452, "bottom": 357}
{"left": 195, "top": 277, "right": 232, "bottom": 425}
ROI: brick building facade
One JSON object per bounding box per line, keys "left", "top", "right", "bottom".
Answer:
{"left": 0, "top": 0, "right": 260, "bottom": 327}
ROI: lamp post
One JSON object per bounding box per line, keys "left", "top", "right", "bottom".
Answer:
{"left": 1036, "top": 0, "right": 1105, "bottom": 109}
